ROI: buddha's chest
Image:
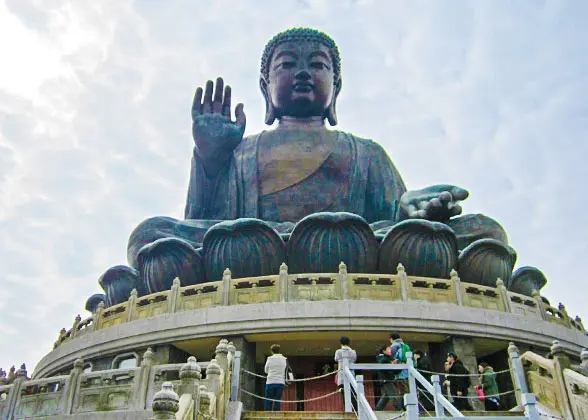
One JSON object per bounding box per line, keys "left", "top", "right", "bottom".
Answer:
{"left": 257, "top": 129, "right": 351, "bottom": 195}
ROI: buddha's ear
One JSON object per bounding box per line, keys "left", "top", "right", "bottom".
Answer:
{"left": 327, "top": 78, "right": 342, "bottom": 126}
{"left": 259, "top": 76, "right": 276, "bottom": 125}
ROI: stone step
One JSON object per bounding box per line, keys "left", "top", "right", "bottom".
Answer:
{"left": 242, "top": 411, "right": 356, "bottom": 420}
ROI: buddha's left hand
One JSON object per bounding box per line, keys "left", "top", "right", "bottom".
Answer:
{"left": 400, "top": 185, "right": 469, "bottom": 222}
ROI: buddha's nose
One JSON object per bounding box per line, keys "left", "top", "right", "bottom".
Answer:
{"left": 295, "top": 69, "right": 311, "bottom": 80}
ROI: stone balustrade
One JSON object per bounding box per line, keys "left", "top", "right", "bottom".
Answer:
{"left": 519, "top": 341, "right": 588, "bottom": 419}
{"left": 1, "top": 339, "right": 234, "bottom": 419}
{"left": 54, "top": 263, "right": 586, "bottom": 349}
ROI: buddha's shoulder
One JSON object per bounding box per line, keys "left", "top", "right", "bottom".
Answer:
{"left": 243, "top": 130, "right": 383, "bottom": 148}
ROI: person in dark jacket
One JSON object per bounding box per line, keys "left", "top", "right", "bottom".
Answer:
{"left": 443, "top": 353, "right": 473, "bottom": 411}
{"left": 414, "top": 350, "right": 435, "bottom": 411}
{"left": 478, "top": 362, "right": 501, "bottom": 411}
{"left": 375, "top": 346, "right": 401, "bottom": 410}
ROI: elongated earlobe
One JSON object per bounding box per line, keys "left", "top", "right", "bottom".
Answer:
{"left": 259, "top": 77, "right": 276, "bottom": 125}
{"left": 326, "top": 78, "right": 342, "bottom": 126}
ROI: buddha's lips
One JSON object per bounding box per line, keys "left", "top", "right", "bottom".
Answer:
{"left": 293, "top": 83, "right": 313, "bottom": 92}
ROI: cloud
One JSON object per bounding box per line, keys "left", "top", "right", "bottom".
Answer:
{"left": 1, "top": 0, "right": 587, "bottom": 372}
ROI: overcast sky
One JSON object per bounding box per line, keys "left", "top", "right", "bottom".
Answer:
{"left": 1, "top": 0, "right": 587, "bottom": 372}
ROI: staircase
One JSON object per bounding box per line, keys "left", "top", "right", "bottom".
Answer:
{"left": 242, "top": 411, "right": 357, "bottom": 419}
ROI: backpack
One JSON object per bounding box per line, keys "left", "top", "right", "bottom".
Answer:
{"left": 395, "top": 343, "right": 417, "bottom": 367}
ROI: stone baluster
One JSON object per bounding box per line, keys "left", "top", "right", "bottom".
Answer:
{"left": 222, "top": 268, "right": 232, "bottom": 306}
{"left": 151, "top": 382, "right": 179, "bottom": 420}
{"left": 450, "top": 269, "right": 464, "bottom": 306}
{"left": 557, "top": 303, "right": 573, "bottom": 327}
{"left": 404, "top": 393, "right": 419, "bottom": 420}
{"left": 94, "top": 302, "right": 105, "bottom": 331}
{"left": 168, "top": 278, "right": 181, "bottom": 313}
{"left": 521, "top": 393, "right": 541, "bottom": 420}
{"left": 507, "top": 342, "right": 528, "bottom": 406}
{"left": 398, "top": 263, "right": 409, "bottom": 302}
{"left": 5, "top": 364, "right": 28, "bottom": 419}
{"left": 205, "top": 359, "right": 221, "bottom": 414}
{"left": 179, "top": 356, "right": 202, "bottom": 414}
{"left": 531, "top": 289, "right": 546, "bottom": 320}
{"left": 431, "top": 375, "right": 444, "bottom": 417}
{"left": 338, "top": 261, "right": 349, "bottom": 300}
{"left": 575, "top": 316, "right": 585, "bottom": 331}
{"left": 496, "top": 278, "right": 512, "bottom": 312}
{"left": 54, "top": 328, "right": 67, "bottom": 349}
{"left": 70, "top": 314, "right": 82, "bottom": 338}
{"left": 64, "top": 358, "right": 84, "bottom": 414}
{"left": 356, "top": 374, "right": 365, "bottom": 419}
{"left": 126, "top": 288, "right": 138, "bottom": 322}
{"left": 580, "top": 348, "right": 588, "bottom": 370}
{"left": 199, "top": 385, "right": 211, "bottom": 415}
{"left": 278, "top": 262, "right": 288, "bottom": 302}
{"left": 134, "top": 347, "right": 153, "bottom": 410}
{"left": 550, "top": 340, "right": 573, "bottom": 419}
{"left": 215, "top": 339, "right": 229, "bottom": 372}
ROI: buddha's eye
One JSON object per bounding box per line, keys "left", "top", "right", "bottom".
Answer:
{"left": 280, "top": 61, "right": 296, "bottom": 69}
{"left": 310, "top": 62, "right": 328, "bottom": 70}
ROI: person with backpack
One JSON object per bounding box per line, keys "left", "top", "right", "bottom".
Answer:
{"left": 334, "top": 336, "right": 358, "bottom": 411}
{"left": 389, "top": 332, "right": 411, "bottom": 410}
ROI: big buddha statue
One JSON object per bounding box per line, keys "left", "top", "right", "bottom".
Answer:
{"left": 96, "top": 28, "right": 546, "bottom": 307}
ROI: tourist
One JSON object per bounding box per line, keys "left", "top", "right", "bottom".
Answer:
{"left": 334, "top": 336, "right": 357, "bottom": 410}
{"left": 414, "top": 350, "right": 435, "bottom": 411}
{"left": 478, "top": 362, "right": 501, "bottom": 411}
{"left": 375, "top": 346, "right": 396, "bottom": 410}
{"left": 389, "top": 332, "right": 410, "bottom": 410}
{"left": 443, "top": 352, "right": 473, "bottom": 411}
{"left": 264, "top": 344, "right": 288, "bottom": 411}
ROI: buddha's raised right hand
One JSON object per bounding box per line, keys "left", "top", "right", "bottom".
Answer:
{"left": 192, "top": 77, "right": 246, "bottom": 177}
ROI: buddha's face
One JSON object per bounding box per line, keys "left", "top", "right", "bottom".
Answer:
{"left": 266, "top": 41, "right": 337, "bottom": 119}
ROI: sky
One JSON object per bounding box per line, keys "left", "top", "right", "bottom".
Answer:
{"left": 0, "top": 0, "right": 587, "bottom": 373}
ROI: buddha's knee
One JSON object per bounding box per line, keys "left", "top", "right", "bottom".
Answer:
{"left": 127, "top": 216, "right": 181, "bottom": 268}
{"left": 447, "top": 213, "right": 508, "bottom": 250}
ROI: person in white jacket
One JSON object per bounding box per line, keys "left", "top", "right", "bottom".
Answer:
{"left": 334, "top": 336, "right": 357, "bottom": 411}
{"left": 264, "top": 344, "right": 288, "bottom": 411}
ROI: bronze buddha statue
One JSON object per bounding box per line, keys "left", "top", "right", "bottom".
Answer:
{"left": 97, "top": 28, "right": 544, "bottom": 307}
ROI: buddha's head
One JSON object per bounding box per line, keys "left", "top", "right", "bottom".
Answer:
{"left": 260, "top": 28, "right": 342, "bottom": 126}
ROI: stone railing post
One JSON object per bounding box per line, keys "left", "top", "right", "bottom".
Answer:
{"left": 398, "top": 263, "right": 409, "bottom": 302}
{"left": 450, "top": 270, "right": 463, "bottom": 306}
{"left": 54, "top": 328, "right": 67, "bottom": 349}
{"left": 206, "top": 359, "right": 222, "bottom": 415}
{"left": 496, "top": 278, "right": 512, "bottom": 312}
{"left": 93, "top": 302, "right": 104, "bottom": 331}
{"left": 126, "top": 288, "right": 138, "bottom": 322}
{"left": 580, "top": 348, "right": 588, "bottom": 373}
{"left": 6, "top": 365, "right": 27, "bottom": 419}
{"left": 168, "top": 278, "right": 181, "bottom": 313}
{"left": 222, "top": 268, "right": 232, "bottom": 306}
{"left": 179, "top": 356, "right": 202, "bottom": 415}
{"left": 532, "top": 290, "right": 546, "bottom": 320}
{"left": 134, "top": 347, "right": 153, "bottom": 410}
{"left": 152, "top": 382, "right": 179, "bottom": 420}
{"left": 338, "top": 261, "right": 349, "bottom": 300}
{"left": 215, "top": 339, "right": 229, "bottom": 372}
{"left": 508, "top": 342, "right": 528, "bottom": 406}
{"left": 64, "top": 358, "right": 84, "bottom": 414}
{"left": 431, "top": 375, "right": 444, "bottom": 417}
{"left": 557, "top": 303, "right": 573, "bottom": 327}
{"left": 70, "top": 314, "right": 82, "bottom": 338}
{"left": 550, "top": 340, "right": 573, "bottom": 419}
{"left": 279, "top": 263, "right": 288, "bottom": 302}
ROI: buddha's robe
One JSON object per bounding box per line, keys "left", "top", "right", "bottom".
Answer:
{"left": 127, "top": 130, "right": 406, "bottom": 268}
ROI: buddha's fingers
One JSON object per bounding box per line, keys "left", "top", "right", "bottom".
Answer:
{"left": 222, "top": 85, "right": 232, "bottom": 117}
{"left": 235, "top": 103, "right": 246, "bottom": 129}
{"left": 448, "top": 204, "right": 463, "bottom": 218}
{"left": 407, "top": 204, "right": 419, "bottom": 218}
{"left": 192, "top": 87, "right": 203, "bottom": 117}
{"left": 203, "top": 80, "right": 214, "bottom": 113}
{"left": 212, "top": 77, "right": 224, "bottom": 114}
